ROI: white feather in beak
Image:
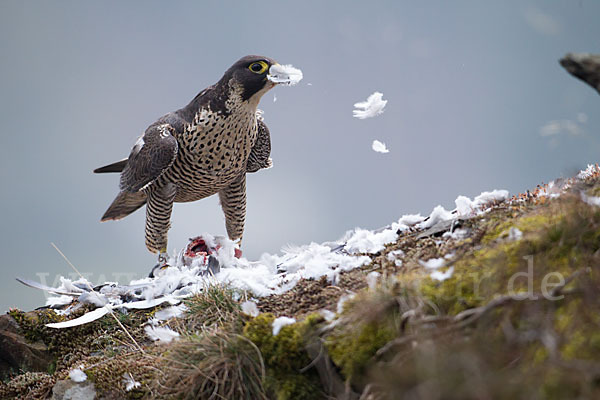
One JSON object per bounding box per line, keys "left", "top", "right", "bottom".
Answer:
{"left": 268, "top": 64, "right": 303, "bottom": 86}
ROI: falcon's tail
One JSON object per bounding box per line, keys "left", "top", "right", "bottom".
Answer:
{"left": 101, "top": 191, "right": 147, "bottom": 221}
{"left": 94, "top": 158, "right": 128, "bottom": 173}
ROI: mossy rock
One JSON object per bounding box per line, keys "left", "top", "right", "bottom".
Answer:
{"left": 243, "top": 313, "right": 323, "bottom": 400}
{"left": 420, "top": 194, "right": 600, "bottom": 315}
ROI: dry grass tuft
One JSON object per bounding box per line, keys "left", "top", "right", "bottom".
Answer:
{"left": 155, "top": 331, "right": 267, "bottom": 400}
{"left": 184, "top": 282, "right": 243, "bottom": 331}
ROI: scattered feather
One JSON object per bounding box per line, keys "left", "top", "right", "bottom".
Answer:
{"left": 47, "top": 306, "right": 111, "bottom": 328}
{"left": 144, "top": 325, "right": 180, "bottom": 344}
{"left": 577, "top": 164, "right": 598, "bottom": 180}
{"left": 581, "top": 191, "right": 600, "bottom": 206}
{"left": 15, "top": 277, "right": 81, "bottom": 296}
{"left": 366, "top": 271, "right": 380, "bottom": 289}
{"left": 272, "top": 316, "right": 296, "bottom": 335}
{"left": 218, "top": 242, "right": 370, "bottom": 296}
{"left": 397, "top": 214, "right": 426, "bottom": 228}
{"left": 474, "top": 190, "right": 510, "bottom": 206}
{"left": 78, "top": 291, "right": 108, "bottom": 307}
{"left": 443, "top": 228, "right": 469, "bottom": 240}
{"left": 454, "top": 196, "right": 474, "bottom": 216}
{"left": 343, "top": 227, "right": 398, "bottom": 254}
{"left": 122, "top": 372, "right": 141, "bottom": 391}
{"left": 121, "top": 297, "right": 180, "bottom": 310}
{"left": 353, "top": 92, "right": 387, "bottom": 119}
{"left": 320, "top": 309, "right": 335, "bottom": 322}
{"left": 386, "top": 250, "right": 404, "bottom": 262}
{"left": 431, "top": 267, "right": 454, "bottom": 281}
{"left": 241, "top": 300, "right": 259, "bottom": 317}
{"left": 46, "top": 295, "right": 73, "bottom": 308}
{"left": 417, "top": 206, "right": 454, "bottom": 230}
{"left": 54, "top": 303, "right": 83, "bottom": 316}
{"left": 455, "top": 190, "right": 510, "bottom": 216}
{"left": 154, "top": 304, "right": 188, "bottom": 321}
{"left": 60, "top": 277, "right": 91, "bottom": 294}
{"left": 69, "top": 368, "right": 87, "bottom": 383}
{"left": 419, "top": 258, "right": 446, "bottom": 269}
{"left": 372, "top": 139, "right": 389, "bottom": 153}
{"left": 337, "top": 294, "right": 355, "bottom": 314}
{"left": 386, "top": 250, "right": 404, "bottom": 267}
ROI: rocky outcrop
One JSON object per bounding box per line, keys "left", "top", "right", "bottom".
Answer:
{"left": 2, "top": 169, "right": 600, "bottom": 399}
{"left": 0, "top": 313, "right": 54, "bottom": 380}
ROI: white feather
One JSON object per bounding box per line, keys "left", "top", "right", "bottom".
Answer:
{"left": 241, "top": 300, "right": 259, "bottom": 317}
{"left": 69, "top": 368, "right": 87, "bottom": 382}
{"left": 46, "top": 306, "right": 111, "bottom": 328}
{"left": 430, "top": 267, "right": 454, "bottom": 281}
{"left": 121, "top": 296, "right": 180, "bottom": 310}
{"left": 122, "top": 372, "right": 141, "bottom": 391}
{"left": 268, "top": 64, "right": 303, "bottom": 86}
{"left": 144, "top": 325, "right": 179, "bottom": 343}
{"left": 353, "top": 92, "right": 387, "bottom": 119}
{"left": 371, "top": 140, "right": 389, "bottom": 153}
{"left": 272, "top": 316, "right": 296, "bottom": 335}
{"left": 153, "top": 304, "right": 188, "bottom": 321}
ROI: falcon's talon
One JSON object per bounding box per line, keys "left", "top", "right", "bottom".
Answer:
{"left": 158, "top": 252, "right": 169, "bottom": 264}
{"left": 147, "top": 251, "right": 171, "bottom": 278}
{"left": 149, "top": 261, "right": 170, "bottom": 279}
{"left": 95, "top": 56, "right": 300, "bottom": 256}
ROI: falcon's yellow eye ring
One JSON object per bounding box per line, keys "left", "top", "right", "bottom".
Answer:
{"left": 248, "top": 61, "right": 268, "bottom": 74}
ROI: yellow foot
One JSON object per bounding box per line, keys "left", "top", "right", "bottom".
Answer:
{"left": 149, "top": 252, "right": 169, "bottom": 278}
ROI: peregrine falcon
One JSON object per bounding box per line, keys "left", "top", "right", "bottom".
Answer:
{"left": 94, "top": 55, "right": 298, "bottom": 264}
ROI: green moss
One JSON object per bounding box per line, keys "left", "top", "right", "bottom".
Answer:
{"left": 8, "top": 309, "right": 64, "bottom": 343}
{"left": 243, "top": 313, "right": 322, "bottom": 400}
{"left": 271, "top": 373, "right": 321, "bottom": 400}
{"left": 532, "top": 345, "right": 548, "bottom": 364}
{"left": 420, "top": 195, "right": 600, "bottom": 316}
{"left": 86, "top": 352, "right": 155, "bottom": 399}
{"left": 540, "top": 367, "right": 587, "bottom": 400}
{"left": 481, "top": 210, "right": 558, "bottom": 245}
{"left": 46, "top": 360, "right": 56, "bottom": 375}
{"left": 553, "top": 297, "right": 600, "bottom": 362}
{"left": 327, "top": 321, "right": 394, "bottom": 382}
{"left": 322, "top": 282, "right": 403, "bottom": 386}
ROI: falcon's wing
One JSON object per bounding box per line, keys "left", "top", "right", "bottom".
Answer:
{"left": 246, "top": 118, "right": 272, "bottom": 173}
{"left": 120, "top": 124, "right": 178, "bottom": 192}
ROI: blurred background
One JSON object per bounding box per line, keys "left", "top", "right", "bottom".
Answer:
{"left": 1, "top": 0, "right": 599, "bottom": 311}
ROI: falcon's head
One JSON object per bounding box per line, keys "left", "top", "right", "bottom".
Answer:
{"left": 219, "top": 55, "right": 302, "bottom": 103}
{"left": 219, "top": 55, "right": 277, "bottom": 102}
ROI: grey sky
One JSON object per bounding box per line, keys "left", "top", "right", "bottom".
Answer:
{"left": 1, "top": 0, "right": 599, "bottom": 312}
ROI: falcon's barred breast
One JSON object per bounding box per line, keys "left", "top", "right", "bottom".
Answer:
{"left": 95, "top": 55, "right": 297, "bottom": 257}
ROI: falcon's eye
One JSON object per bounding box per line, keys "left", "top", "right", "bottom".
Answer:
{"left": 248, "top": 61, "right": 268, "bottom": 74}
